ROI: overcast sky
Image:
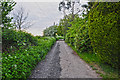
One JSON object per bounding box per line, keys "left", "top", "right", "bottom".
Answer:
{"left": 12, "top": 0, "right": 89, "bottom": 36}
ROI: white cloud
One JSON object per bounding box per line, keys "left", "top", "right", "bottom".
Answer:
{"left": 14, "top": 0, "right": 90, "bottom": 2}
{"left": 14, "top": 0, "right": 62, "bottom": 2}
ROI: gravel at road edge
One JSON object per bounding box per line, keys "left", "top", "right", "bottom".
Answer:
{"left": 29, "top": 41, "right": 61, "bottom": 78}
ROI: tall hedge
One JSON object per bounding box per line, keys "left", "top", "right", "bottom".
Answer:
{"left": 65, "top": 15, "right": 93, "bottom": 53}
{"left": 88, "top": 2, "right": 120, "bottom": 68}
{"left": 2, "top": 37, "right": 56, "bottom": 79}
{"left": 2, "top": 28, "right": 38, "bottom": 53}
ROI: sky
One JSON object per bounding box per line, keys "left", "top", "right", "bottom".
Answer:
{"left": 12, "top": 0, "right": 89, "bottom": 36}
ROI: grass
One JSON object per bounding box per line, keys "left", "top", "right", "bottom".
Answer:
{"left": 56, "top": 36, "right": 64, "bottom": 40}
{"left": 68, "top": 44, "right": 119, "bottom": 79}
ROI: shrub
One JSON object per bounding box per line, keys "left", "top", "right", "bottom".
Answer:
{"left": 2, "top": 36, "right": 56, "bottom": 79}
{"left": 88, "top": 2, "right": 120, "bottom": 68}
{"left": 65, "top": 15, "right": 93, "bottom": 53}
{"left": 43, "top": 26, "right": 57, "bottom": 37}
{"left": 2, "top": 28, "right": 38, "bottom": 53}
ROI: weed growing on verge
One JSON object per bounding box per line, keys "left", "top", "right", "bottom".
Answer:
{"left": 69, "top": 44, "right": 119, "bottom": 79}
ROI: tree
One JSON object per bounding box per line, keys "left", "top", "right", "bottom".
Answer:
{"left": 13, "top": 7, "right": 32, "bottom": 30}
{"left": 58, "top": 0, "right": 88, "bottom": 38}
{"left": 1, "top": 1, "right": 16, "bottom": 28}
{"left": 57, "top": 15, "right": 73, "bottom": 36}
{"left": 58, "top": 0, "right": 86, "bottom": 18}
{"left": 43, "top": 25, "right": 57, "bottom": 37}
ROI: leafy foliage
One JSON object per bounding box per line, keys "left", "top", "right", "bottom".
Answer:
{"left": 88, "top": 2, "right": 120, "bottom": 68}
{"left": 56, "top": 15, "right": 73, "bottom": 37}
{"left": 2, "top": 28, "right": 38, "bottom": 53}
{"left": 65, "top": 15, "right": 93, "bottom": 53}
{"left": 56, "top": 2, "right": 119, "bottom": 71}
{"left": 1, "top": 0, "right": 57, "bottom": 79}
{"left": 43, "top": 25, "right": 57, "bottom": 37}
{"left": 2, "top": 35, "right": 56, "bottom": 79}
{"left": 1, "top": 1, "right": 16, "bottom": 28}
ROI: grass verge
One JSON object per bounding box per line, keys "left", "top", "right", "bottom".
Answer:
{"left": 68, "top": 43, "right": 119, "bottom": 79}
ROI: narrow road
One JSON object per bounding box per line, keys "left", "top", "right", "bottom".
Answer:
{"left": 29, "top": 41, "right": 100, "bottom": 78}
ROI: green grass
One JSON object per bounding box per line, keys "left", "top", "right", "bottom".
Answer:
{"left": 56, "top": 36, "right": 64, "bottom": 40}
{"left": 98, "top": 63, "right": 119, "bottom": 78}
{"left": 68, "top": 43, "right": 119, "bottom": 79}
{"left": 68, "top": 44, "right": 100, "bottom": 63}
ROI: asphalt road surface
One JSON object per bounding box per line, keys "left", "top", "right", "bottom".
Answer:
{"left": 29, "top": 41, "right": 100, "bottom": 78}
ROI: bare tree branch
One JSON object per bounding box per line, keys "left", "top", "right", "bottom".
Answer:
{"left": 13, "top": 6, "right": 32, "bottom": 30}
{"left": 75, "top": 9, "right": 84, "bottom": 15}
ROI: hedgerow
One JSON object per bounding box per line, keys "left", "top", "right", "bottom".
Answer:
{"left": 2, "top": 30, "right": 56, "bottom": 79}
{"left": 88, "top": 2, "right": 120, "bottom": 68}
{"left": 1, "top": 1, "right": 57, "bottom": 79}
{"left": 65, "top": 15, "right": 93, "bottom": 53}
{"left": 2, "top": 28, "right": 38, "bottom": 53}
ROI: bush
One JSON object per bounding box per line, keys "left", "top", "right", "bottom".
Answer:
{"left": 65, "top": 15, "right": 93, "bottom": 53}
{"left": 88, "top": 2, "right": 120, "bottom": 68}
{"left": 2, "top": 28, "right": 38, "bottom": 53}
{"left": 2, "top": 36, "right": 56, "bottom": 79}
{"left": 43, "top": 26, "right": 57, "bottom": 37}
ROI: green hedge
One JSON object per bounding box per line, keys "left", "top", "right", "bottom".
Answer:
{"left": 65, "top": 15, "right": 93, "bottom": 53}
{"left": 2, "top": 28, "right": 38, "bottom": 53}
{"left": 2, "top": 36, "right": 56, "bottom": 79}
{"left": 88, "top": 2, "right": 120, "bottom": 68}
